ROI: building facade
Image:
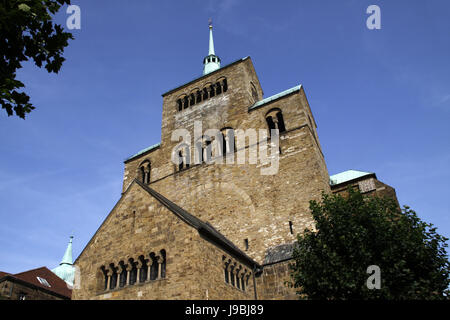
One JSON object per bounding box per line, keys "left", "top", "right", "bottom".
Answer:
{"left": 72, "top": 24, "right": 397, "bottom": 300}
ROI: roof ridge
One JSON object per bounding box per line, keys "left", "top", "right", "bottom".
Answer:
{"left": 124, "top": 142, "right": 161, "bottom": 163}
{"left": 13, "top": 266, "right": 49, "bottom": 276}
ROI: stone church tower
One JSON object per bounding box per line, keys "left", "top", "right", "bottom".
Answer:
{"left": 72, "top": 23, "right": 331, "bottom": 300}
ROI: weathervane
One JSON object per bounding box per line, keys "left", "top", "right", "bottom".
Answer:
{"left": 208, "top": 18, "right": 213, "bottom": 29}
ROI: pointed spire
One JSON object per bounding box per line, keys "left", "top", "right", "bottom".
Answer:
{"left": 52, "top": 236, "right": 75, "bottom": 286}
{"left": 203, "top": 19, "right": 221, "bottom": 75}
{"left": 60, "top": 236, "right": 73, "bottom": 265}
{"left": 208, "top": 20, "right": 215, "bottom": 55}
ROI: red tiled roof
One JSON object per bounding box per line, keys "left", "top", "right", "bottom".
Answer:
{"left": 11, "top": 267, "right": 72, "bottom": 298}
{"left": 0, "top": 271, "right": 10, "bottom": 278}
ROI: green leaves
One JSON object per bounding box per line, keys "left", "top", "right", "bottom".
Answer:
{"left": 290, "top": 188, "right": 450, "bottom": 300}
{"left": 18, "top": 4, "right": 31, "bottom": 12}
{"left": 1, "top": 0, "right": 73, "bottom": 119}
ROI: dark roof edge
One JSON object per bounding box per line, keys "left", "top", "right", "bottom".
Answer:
{"left": 198, "top": 227, "right": 260, "bottom": 269}
{"left": 0, "top": 275, "right": 71, "bottom": 299}
{"left": 75, "top": 179, "right": 260, "bottom": 270}
{"left": 135, "top": 179, "right": 261, "bottom": 269}
{"left": 330, "top": 173, "right": 377, "bottom": 188}
{"left": 161, "top": 57, "right": 250, "bottom": 97}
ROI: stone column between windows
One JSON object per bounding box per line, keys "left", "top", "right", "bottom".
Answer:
{"left": 241, "top": 269, "right": 248, "bottom": 291}
{"left": 156, "top": 256, "right": 162, "bottom": 279}
{"left": 136, "top": 262, "right": 141, "bottom": 283}
{"left": 125, "top": 265, "right": 131, "bottom": 286}
{"left": 146, "top": 261, "right": 151, "bottom": 282}
{"left": 230, "top": 263, "right": 236, "bottom": 286}
{"left": 235, "top": 265, "right": 242, "bottom": 289}
{"left": 106, "top": 275, "right": 111, "bottom": 291}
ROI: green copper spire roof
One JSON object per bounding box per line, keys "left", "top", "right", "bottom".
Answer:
{"left": 329, "top": 170, "right": 375, "bottom": 185}
{"left": 203, "top": 20, "right": 221, "bottom": 75}
{"left": 52, "top": 236, "right": 75, "bottom": 287}
{"left": 208, "top": 22, "right": 215, "bottom": 55}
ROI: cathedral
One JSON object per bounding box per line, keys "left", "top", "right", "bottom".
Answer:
{"left": 72, "top": 23, "right": 397, "bottom": 300}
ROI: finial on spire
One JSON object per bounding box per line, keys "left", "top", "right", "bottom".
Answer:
{"left": 208, "top": 18, "right": 212, "bottom": 28}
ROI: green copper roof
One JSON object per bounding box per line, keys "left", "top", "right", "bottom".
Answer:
{"left": 61, "top": 236, "right": 73, "bottom": 265}
{"left": 52, "top": 236, "right": 75, "bottom": 286}
{"left": 248, "top": 85, "right": 302, "bottom": 111}
{"left": 209, "top": 25, "right": 215, "bottom": 55}
{"left": 124, "top": 142, "right": 161, "bottom": 163}
{"left": 329, "top": 170, "right": 374, "bottom": 186}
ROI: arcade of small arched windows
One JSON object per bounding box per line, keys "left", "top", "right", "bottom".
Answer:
{"left": 265, "top": 108, "right": 286, "bottom": 136}
{"left": 176, "top": 78, "right": 228, "bottom": 112}
{"left": 222, "top": 256, "right": 251, "bottom": 292}
{"left": 176, "top": 128, "right": 236, "bottom": 171}
{"left": 138, "top": 160, "right": 151, "bottom": 184}
{"left": 100, "top": 250, "right": 166, "bottom": 291}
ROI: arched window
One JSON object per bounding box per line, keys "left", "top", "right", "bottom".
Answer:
{"left": 216, "top": 82, "right": 222, "bottom": 95}
{"left": 266, "top": 109, "right": 286, "bottom": 135}
{"left": 221, "top": 128, "right": 235, "bottom": 156}
{"left": 209, "top": 85, "right": 216, "bottom": 98}
{"left": 222, "top": 257, "right": 230, "bottom": 284}
{"left": 202, "top": 88, "right": 209, "bottom": 100}
{"left": 138, "top": 255, "right": 148, "bottom": 283}
{"left": 177, "top": 99, "right": 183, "bottom": 112}
{"left": 176, "top": 143, "right": 190, "bottom": 171}
{"left": 128, "top": 259, "right": 137, "bottom": 285}
{"left": 222, "top": 79, "right": 228, "bottom": 92}
{"left": 276, "top": 111, "right": 286, "bottom": 132}
{"left": 236, "top": 268, "right": 241, "bottom": 289}
{"left": 196, "top": 90, "right": 202, "bottom": 104}
{"left": 195, "top": 139, "right": 203, "bottom": 164}
{"left": 189, "top": 93, "right": 196, "bottom": 107}
{"left": 221, "top": 132, "right": 227, "bottom": 157}
{"left": 160, "top": 250, "right": 166, "bottom": 279}
{"left": 178, "top": 150, "right": 184, "bottom": 171}
{"left": 109, "top": 264, "right": 117, "bottom": 290}
{"left": 230, "top": 263, "right": 235, "bottom": 286}
{"left": 119, "top": 261, "right": 127, "bottom": 287}
{"left": 241, "top": 274, "right": 246, "bottom": 291}
{"left": 100, "top": 266, "right": 108, "bottom": 290}
{"left": 204, "top": 140, "right": 212, "bottom": 163}
{"left": 149, "top": 252, "right": 159, "bottom": 280}
{"left": 139, "top": 160, "right": 151, "bottom": 184}
{"left": 266, "top": 116, "right": 276, "bottom": 131}
{"left": 183, "top": 96, "right": 189, "bottom": 110}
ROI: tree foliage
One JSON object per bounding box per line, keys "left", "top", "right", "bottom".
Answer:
{"left": 291, "top": 189, "right": 450, "bottom": 299}
{"left": 0, "top": 0, "right": 73, "bottom": 119}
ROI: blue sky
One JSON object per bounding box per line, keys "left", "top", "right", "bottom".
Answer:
{"left": 0, "top": 0, "right": 449, "bottom": 273}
